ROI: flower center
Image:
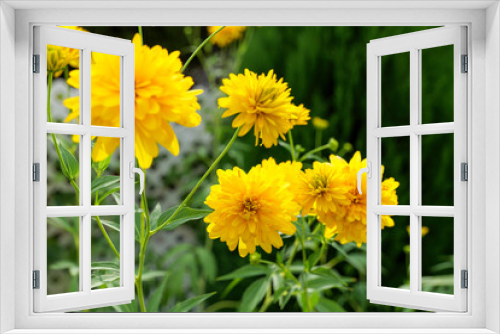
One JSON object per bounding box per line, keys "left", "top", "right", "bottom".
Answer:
{"left": 312, "top": 174, "right": 329, "bottom": 194}
{"left": 242, "top": 198, "right": 259, "bottom": 215}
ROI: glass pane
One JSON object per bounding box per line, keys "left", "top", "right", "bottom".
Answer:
{"left": 381, "top": 52, "right": 410, "bottom": 127}
{"left": 91, "top": 52, "right": 121, "bottom": 128}
{"left": 47, "top": 45, "right": 80, "bottom": 124}
{"left": 47, "top": 133, "right": 80, "bottom": 206}
{"left": 381, "top": 215, "right": 410, "bottom": 289}
{"left": 91, "top": 215, "right": 121, "bottom": 290}
{"left": 421, "top": 133, "right": 454, "bottom": 206}
{"left": 421, "top": 45, "right": 454, "bottom": 124}
{"left": 91, "top": 137, "right": 121, "bottom": 206}
{"left": 421, "top": 217, "right": 454, "bottom": 294}
{"left": 381, "top": 136, "right": 409, "bottom": 205}
{"left": 47, "top": 217, "right": 80, "bottom": 295}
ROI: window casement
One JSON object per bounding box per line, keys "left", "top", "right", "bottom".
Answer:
{"left": 32, "top": 26, "right": 137, "bottom": 312}
{"left": 2, "top": 3, "right": 497, "bottom": 334}
{"left": 364, "top": 26, "right": 468, "bottom": 312}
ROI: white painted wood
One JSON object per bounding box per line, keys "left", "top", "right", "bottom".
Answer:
{"left": 33, "top": 26, "right": 135, "bottom": 313}
{"left": 7, "top": 4, "right": 490, "bottom": 333}
{"left": 366, "top": 26, "right": 468, "bottom": 312}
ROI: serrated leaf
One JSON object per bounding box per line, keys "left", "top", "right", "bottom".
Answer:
{"left": 217, "top": 264, "right": 269, "bottom": 281}
{"left": 60, "top": 143, "right": 79, "bottom": 179}
{"left": 91, "top": 175, "right": 120, "bottom": 195}
{"left": 155, "top": 206, "right": 211, "bottom": 232}
{"left": 238, "top": 277, "right": 268, "bottom": 312}
{"left": 315, "top": 297, "right": 345, "bottom": 312}
{"left": 168, "top": 292, "right": 216, "bottom": 312}
{"left": 310, "top": 267, "right": 349, "bottom": 286}
{"left": 96, "top": 218, "right": 120, "bottom": 232}
{"left": 149, "top": 202, "right": 162, "bottom": 231}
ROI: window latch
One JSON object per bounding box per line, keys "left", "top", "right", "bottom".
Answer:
{"left": 129, "top": 162, "right": 144, "bottom": 195}
{"left": 357, "top": 162, "right": 372, "bottom": 195}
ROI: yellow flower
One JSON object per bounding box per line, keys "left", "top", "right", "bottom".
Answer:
{"left": 407, "top": 225, "right": 430, "bottom": 237}
{"left": 219, "top": 69, "right": 307, "bottom": 148}
{"left": 323, "top": 151, "right": 399, "bottom": 247}
{"left": 64, "top": 33, "right": 203, "bottom": 169}
{"left": 296, "top": 159, "right": 351, "bottom": 221}
{"left": 312, "top": 117, "right": 329, "bottom": 130}
{"left": 204, "top": 159, "right": 300, "bottom": 257}
{"left": 208, "top": 26, "right": 246, "bottom": 47}
{"left": 47, "top": 26, "right": 88, "bottom": 77}
{"left": 290, "top": 104, "right": 311, "bottom": 126}
{"left": 260, "top": 158, "right": 304, "bottom": 203}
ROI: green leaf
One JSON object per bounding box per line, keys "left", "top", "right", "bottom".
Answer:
{"left": 91, "top": 261, "right": 120, "bottom": 272}
{"left": 91, "top": 272, "right": 120, "bottom": 288}
{"left": 47, "top": 217, "right": 77, "bottom": 235}
{"left": 155, "top": 206, "right": 212, "bottom": 232}
{"left": 238, "top": 277, "right": 268, "bottom": 312}
{"left": 91, "top": 175, "right": 120, "bottom": 195}
{"left": 217, "top": 264, "right": 270, "bottom": 281}
{"left": 141, "top": 270, "right": 167, "bottom": 282}
{"left": 96, "top": 218, "right": 120, "bottom": 232}
{"left": 60, "top": 143, "right": 79, "bottom": 179}
{"left": 315, "top": 297, "right": 345, "bottom": 312}
{"left": 310, "top": 267, "right": 349, "bottom": 286}
{"left": 195, "top": 247, "right": 217, "bottom": 282}
{"left": 168, "top": 292, "right": 216, "bottom": 312}
{"left": 307, "top": 275, "right": 347, "bottom": 291}
{"left": 49, "top": 260, "right": 79, "bottom": 276}
{"left": 92, "top": 155, "right": 111, "bottom": 172}
{"left": 329, "top": 241, "right": 366, "bottom": 274}
{"left": 147, "top": 276, "right": 169, "bottom": 312}
{"left": 149, "top": 202, "right": 162, "bottom": 231}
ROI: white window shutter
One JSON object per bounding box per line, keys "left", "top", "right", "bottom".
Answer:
{"left": 33, "top": 26, "right": 135, "bottom": 312}
{"left": 366, "top": 26, "right": 467, "bottom": 312}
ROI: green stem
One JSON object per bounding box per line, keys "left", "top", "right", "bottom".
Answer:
{"left": 151, "top": 127, "right": 240, "bottom": 235}
{"left": 259, "top": 284, "right": 273, "bottom": 312}
{"left": 288, "top": 131, "right": 297, "bottom": 161}
{"left": 299, "top": 143, "right": 331, "bottom": 162}
{"left": 138, "top": 26, "right": 143, "bottom": 43}
{"left": 47, "top": 71, "right": 80, "bottom": 199}
{"left": 300, "top": 218, "right": 311, "bottom": 312}
{"left": 95, "top": 216, "right": 120, "bottom": 259}
{"left": 136, "top": 173, "right": 151, "bottom": 312}
{"left": 181, "top": 26, "right": 226, "bottom": 73}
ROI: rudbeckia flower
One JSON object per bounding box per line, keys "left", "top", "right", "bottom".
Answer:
{"left": 218, "top": 69, "right": 308, "bottom": 148}
{"left": 64, "top": 33, "right": 203, "bottom": 169}
{"left": 204, "top": 159, "right": 300, "bottom": 257}
{"left": 207, "top": 26, "right": 246, "bottom": 47}
{"left": 323, "top": 152, "right": 399, "bottom": 247}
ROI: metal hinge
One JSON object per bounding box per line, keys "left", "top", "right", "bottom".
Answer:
{"left": 461, "top": 270, "right": 468, "bottom": 289}
{"left": 461, "top": 54, "right": 468, "bottom": 73}
{"left": 33, "top": 270, "right": 40, "bottom": 289}
{"left": 461, "top": 162, "right": 468, "bottom": 181}
{"left": 33, "top": 54, "right": 40, "bottom": 73}
{"left": 33, "top": 163, "right": 40, "bottom": 182}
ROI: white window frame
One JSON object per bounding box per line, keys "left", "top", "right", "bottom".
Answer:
{"left": 33, "top": 26, "right": 136, "bottom": 313}
{"left": 366, "top": 26, "right": 468, "bottom": 312}
{"left": 0, "top": 1, "right": 499, "bottom": 333}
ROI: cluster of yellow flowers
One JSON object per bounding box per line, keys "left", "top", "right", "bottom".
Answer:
{"left": 207, "top": 26, "right": 247, "bottom": 47}
{"left": 63, "top": 33, "right": 203, "bottom": 169}
{"left": 218, "top": 69, "right": 310, "bottom": 147}
{"left": 204, "top": 152, "right": 399, "bottom": 256}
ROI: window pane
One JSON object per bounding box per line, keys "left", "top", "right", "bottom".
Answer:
{"left": 421, "top": 216, "right": 454, "bottom": 295}
{"left": 91, "top": 52, "right": 121, "bottom": 128}
{"left": 91, "top": 215, "right": 121, "bottom": 290}
{"left": 47, "top": 133, "right": 80, "bottom": 206}
{"left": 91, "top": 137, "right": 121, "bottom": 206}
{"left": 421, "top": 133, "right": 454, "bottom": 206}
{"left": 421, "top": 45, "right": 454, "bottom": 124}
{"left": 381, "top": 136, "right": 409, "bottom": 205}
{"left": 47, "top": 45, "right": 81, "bottom": 124}
{"left": 381, "top": 215, "right": 410, "bottom": 289}
{"left": 381, "top": 52, "right": 410, "bottom": 127}
{"left": 47, "top": 217, "right": 80, "bottom": 295}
